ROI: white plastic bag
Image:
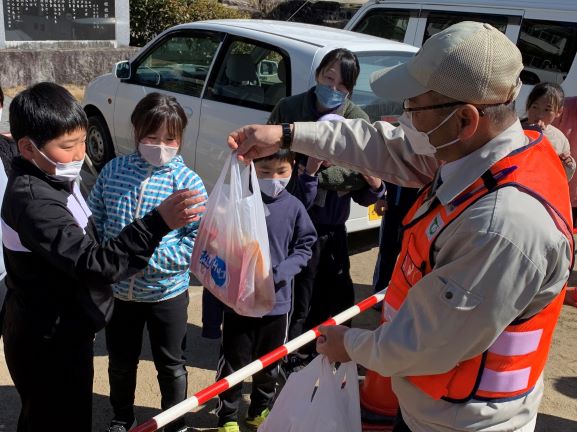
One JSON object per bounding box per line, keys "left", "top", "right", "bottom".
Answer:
{"left": 259, "top": 356, "right": 362, "bottom": 432}
{"left": 190, "top": 152, "right": 275, "bottom": 317}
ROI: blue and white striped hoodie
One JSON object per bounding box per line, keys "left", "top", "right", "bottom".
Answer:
{"left": 87, "top": 152, "right": 207, "bottom": 302}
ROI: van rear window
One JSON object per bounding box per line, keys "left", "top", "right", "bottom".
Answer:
{"left": 518, "top": 19, "right": 577, "bottom": 86}
{"left": 351, "top": 9, "right": 411, "bottom": 42}
{"left": 423, "top": 11, "right": 507, "bottom": 43}
{"left": 352, "top": 51, "right": 414, "bottom": 122}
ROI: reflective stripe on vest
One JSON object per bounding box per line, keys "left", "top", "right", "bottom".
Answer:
{"left": 384, "top": 130, "right": 573, "bottom": 402}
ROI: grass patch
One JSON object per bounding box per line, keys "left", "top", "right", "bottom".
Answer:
{"left": 4, "top": 84, "right": 85, "bottom": 101}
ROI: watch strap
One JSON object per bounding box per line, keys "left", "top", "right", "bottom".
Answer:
{"left": 281, "top": 123, "right": 292, "bottom": 150}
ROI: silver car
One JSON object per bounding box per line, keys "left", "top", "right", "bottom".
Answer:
{"left": 82, "top": 19, "right": 417, "bottom": 232}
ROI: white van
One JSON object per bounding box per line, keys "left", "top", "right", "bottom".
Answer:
{"left": 345, "top": 0, "right": 577, "bottom": 111}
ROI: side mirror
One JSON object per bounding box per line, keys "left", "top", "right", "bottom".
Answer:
{"left": 114, "top": 61, "right": 131, "bottom": 79}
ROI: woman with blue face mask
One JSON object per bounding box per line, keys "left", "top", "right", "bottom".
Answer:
{"left": 267, "top": 49, "right": 385, "bottom": 376}
{"left": 269, "top": 48, "right": 367, "bottom": 123}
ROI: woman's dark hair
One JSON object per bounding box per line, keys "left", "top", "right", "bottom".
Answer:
{"left": 9, "top": 82, "right": 88, "bottom": 148}
{"left": 526, "top": 82, "right": 565, "bottom": 112}
{"left": 0, "top": 85, "right": 4, "bottom": 107}
{"left": 131, "top": 93, "right": 188, "bottom": 146}
{"left": 315, "top": 48, "right": 361, "bottom": 95}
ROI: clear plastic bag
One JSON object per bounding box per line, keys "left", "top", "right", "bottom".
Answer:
{"left": 259, "top": 356, "right": 362, "bottom": 432}
{"left": 190, "top": 152, "right": 275, "bottom": 317}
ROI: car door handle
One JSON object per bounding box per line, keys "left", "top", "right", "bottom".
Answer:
{"left": 184, "top": 107, "right": 194, "bottom": 117}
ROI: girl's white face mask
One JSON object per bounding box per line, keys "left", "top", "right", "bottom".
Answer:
{"left": 258, "top": 177, "right": 291, "bottom": 198}
{"left": 139, "top": 143, "right": 178, "bottom": 167}
{"left": 398, "top": 109, "right": 460, "bottom": 155}
{"left": 31, "top": 140, "right": 84, "bottom": 182}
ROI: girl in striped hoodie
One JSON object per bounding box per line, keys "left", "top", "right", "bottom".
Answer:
{"left": 88, "top": 93, "right": 207, "bottom": 432}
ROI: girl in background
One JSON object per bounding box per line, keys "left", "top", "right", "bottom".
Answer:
{"left": 522, "top": 82, "right": 576, "bottom": 180}
{"left": 522, "top": 83, "right": 577, "bottom": 307}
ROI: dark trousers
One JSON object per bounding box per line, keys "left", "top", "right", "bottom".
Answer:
{"left": 216, "top": 312, "right": 288, "bottom": 426}
{"left": 374, "top": 186, "right": 419, "bottom": 292}
{"left": 288, "top": 225, "right": 354, "bottom": 355}
{"left": 392, "top": 411, "right": 412, "bottom": 432}
{"left": 106, "top": 291, "right": 189, "bottom": 429}
{"left": 287, "top": 236, "right": 322, "bottom": 341}
{"left": 374, "top": 206, "right": 405, "bottom": 292}
{"left": 307, "top": 225, "right": 355, "bottom": 325}
{"left": 2, "top": 294, "right": 94, "bottom": 432}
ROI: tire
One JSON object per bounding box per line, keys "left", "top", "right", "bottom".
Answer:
{"left": 86, "top": 115, "right": 115, "bottom": 171}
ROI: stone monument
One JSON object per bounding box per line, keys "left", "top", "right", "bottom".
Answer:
{"left": 0, "top": 0, "right": 137, "bottom": 88}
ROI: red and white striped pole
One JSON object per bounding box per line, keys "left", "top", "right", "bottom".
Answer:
{"left": 132, "top": 289, "right": 386, "bottom": 432}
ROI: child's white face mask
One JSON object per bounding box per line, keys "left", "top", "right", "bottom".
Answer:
{"left": 139, "top": 143, "right": 178, "bottom": 167}
{"left": 258, "top": 177, "right": 291, "bottom": 198}
{"left": 31, "top": 140, "right": 84, "bottom": 182}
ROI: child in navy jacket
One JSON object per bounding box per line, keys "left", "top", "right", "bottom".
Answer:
{"left": 206, "top": 149, "right": 316, "bottom": 432}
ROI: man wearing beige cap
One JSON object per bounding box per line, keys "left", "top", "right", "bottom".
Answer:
{"left": 227, "top": 22, "right": 573, "bottom": 431}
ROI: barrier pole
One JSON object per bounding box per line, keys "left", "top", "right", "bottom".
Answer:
{"left": 132, "top": 288, "right": 386, "bottom": 432}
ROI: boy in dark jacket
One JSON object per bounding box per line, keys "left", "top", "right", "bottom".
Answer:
{"left": 0, "top": 82, "right": 204, "bottom": 432}
{"left": 212, "top": 149, "right": 316, "bottom": 432}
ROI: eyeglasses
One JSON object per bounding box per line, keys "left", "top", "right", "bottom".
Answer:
{"left": 403, "top": 100, "right": 511, "bottom": 117}
{"left": 402, "top": 100, "right": 466, "bottom": 113}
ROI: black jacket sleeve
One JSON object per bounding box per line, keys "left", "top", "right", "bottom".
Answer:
{"left": 17, "top": 198, "right": 170, "bottom": 285}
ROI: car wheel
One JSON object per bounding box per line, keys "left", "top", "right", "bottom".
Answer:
{"left": 86, "top": 115, "right": 115, "bottom": 171}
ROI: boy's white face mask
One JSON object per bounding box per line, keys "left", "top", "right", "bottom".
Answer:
{"left": 258, "top": 177, "right": 291, "bottom": 198}
{"left": 398, "top": 109, "right": 460, "bottom": 155}
{"left": 139, "top": 143, "right": 178, "bottom": 167}
{"left": 31, "top": 140, "right": 84, "bottom": 182}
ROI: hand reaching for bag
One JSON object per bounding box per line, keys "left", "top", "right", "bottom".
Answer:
{"left": 305, "top": 157, "right": 324, "bottom": 176}
{"left": 157, "top": 189, "right": 206, "bottom": 230}
{"left": 362, "top": 174, "right": 383, "bottom": 191}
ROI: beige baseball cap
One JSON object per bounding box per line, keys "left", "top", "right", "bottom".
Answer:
{"left": 370, "top": 21, "right": 523, "bottom": 104}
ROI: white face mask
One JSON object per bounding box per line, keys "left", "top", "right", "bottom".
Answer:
{"left": 31, "top": 140, "right": 84, "bottom": 182}
{"left": 258, "top": 177, "right": 291, "bottom": 198}
{"left": 398, "top": 109, "right": 460, "bottom": 155}
{"left": 139, "top": 143, "right": 179, "bottom": 167}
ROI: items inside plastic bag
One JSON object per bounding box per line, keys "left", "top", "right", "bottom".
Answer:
{"left": 191, "top": 153, "right": 275, "bottom": 317}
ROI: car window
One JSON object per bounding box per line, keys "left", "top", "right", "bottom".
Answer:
{"left": 351, "top": 51, "right": 415, "bottom": 123}
{"left": 423, "top": 11, "right": 508, "bottom": 43}
{"left": 205, "top": 39, "right": 289, "bottom": 111}
{"left": 350, "top": 9, "right": 411, "bottom": 42}
{"left": 133, "top": 33, "right": 221, "bottom": 97}
{"left": 518, "top": 19, "right": 577, "bottom": 85}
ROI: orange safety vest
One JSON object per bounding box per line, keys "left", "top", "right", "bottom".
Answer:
{"left": 384, "top": 130, "right": 574, "bottom": 402}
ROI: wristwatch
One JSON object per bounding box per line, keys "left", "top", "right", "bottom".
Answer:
{"left": 280, "top": 123, "right": 292, "bottom": 150}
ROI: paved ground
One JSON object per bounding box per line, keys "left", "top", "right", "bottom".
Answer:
{"left": 1, "top": 229, "right": 576, "bottom": 431}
